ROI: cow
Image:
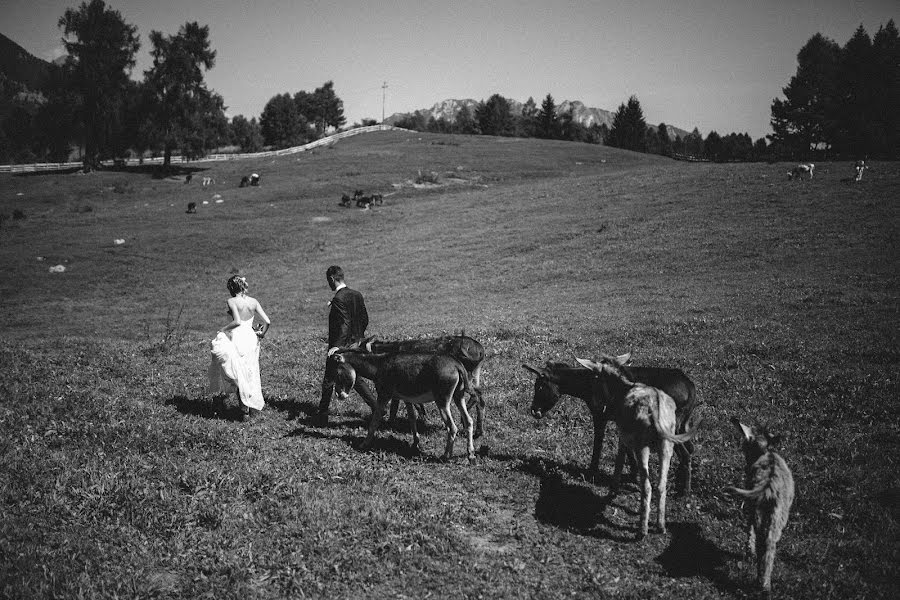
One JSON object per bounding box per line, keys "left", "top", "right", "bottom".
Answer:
{"left": 240, "top": 176, "right": 250, "bottom": 188}
{"left": 522, "top": 354, "right": 698, "bottom": 495}
{"left": 201, "top": 176, "right": 214, "bottom": 186}
{"left": 340, "top": 193, "right": 353, "bottom": 207}
{"left": 575, "top": 355, "right": 698, "bottom": 538}
{"left": 787, "top": 163, "right": 814, "bottom": 180}
{"left": 250, "top": 173, "right": 260, "bottom": 186}
{"left": 371, "top": 193, "right": 384, "bottom": 206}
{"left": 365, "top": 334, "right": 486, "bottom": 437}
{"left": 356, "top": 195, "right": 374, "bottom": 208}
{"left": 184, "top": 173, "right": 193, "bottom": 184}
{"left": 186, "top": 202, "right": 197, "bottom": 214}
{"left": 327, "top": 350, "right": 476, "bottom": 461}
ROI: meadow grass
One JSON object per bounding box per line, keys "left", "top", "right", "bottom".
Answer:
{"left": 0, "top": 131, "right": 897, "bottom": 598}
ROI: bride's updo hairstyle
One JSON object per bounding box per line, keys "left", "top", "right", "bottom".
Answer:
{"left": 227, "top": 275, "right": 249, "bottom": 297}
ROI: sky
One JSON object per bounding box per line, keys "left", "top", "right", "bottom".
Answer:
{"left": 2, "top": 0, "right": 897, "bottom": 139}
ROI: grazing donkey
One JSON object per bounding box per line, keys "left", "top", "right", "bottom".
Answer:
{"left": 523, "top": 354, "right": 698, "bottom": 494}
{"left": 366, "top": 334, "right": 485, "bottom": 436}
{"left": 726, "top": 417, "right": 795, "bottom": 595}
{"left": 328, "top": 350, "right": 476, "bottom": 461}
{"left": 787, "top": 163, "right": 814, "bottom": 180}
{"left": 574, "top": 355, "right": 697, "bottom": 539}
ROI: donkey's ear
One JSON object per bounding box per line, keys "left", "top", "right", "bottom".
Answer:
{"left": 614, "top": 352, "right": 632, "bottom": 366}
{"left": 522, "top": 365, "right": 550, "bottom": 379}
{"left": 731, "top": 417, "right": 753, "bottom": 442}
{"left": 575, "top": 357, "right": 599, "bottom": 371}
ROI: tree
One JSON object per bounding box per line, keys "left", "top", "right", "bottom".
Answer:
{"left": 683, "top": 127, "right": 705, "bottom": 158}
{"left": 294, "top": 82, "right": 345, "bottom": 137}
{"left": 752, "top": 137, "right": 769, "bottom": 161}
{"left": 519, "top": 96, "right": 538, "bottom": 137}
{"left": 704, "top": 131, "right": 723, "bottom": 161}
{"left": 313, "top": 80, "right": 345, "bottom": 134}
{"left": 455, "top": 103, "right": 476, "bottom": 134}
{"left": 607, "top": 95, "right": 647, "bottom": 152}
{"left": 58, "top": 0, "right": 140, "bottom": 171}
{"left": 769, "top": 33, "right": 841, "bottom": 157}
{"left": 475, "top": 94, "right": 514, "bottom": 136}
{"left": 143, "top": 22, "right": 223, "bottom": 167}
{"left": 230, "top": 115, "right": 263, "bottom": 152}
{"left": 872, "top": 20, "right": 900, "bottom": 157}
{"left": 261, "top": 93, "right": 307, "bottom": 148}
{"left": 537, "top": 93, "right": 558, "bottom": 139}
{"left": 656, "top": 123, "right": 674, "bottom": 156}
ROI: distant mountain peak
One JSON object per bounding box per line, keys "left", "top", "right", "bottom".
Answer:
{"left": 0, "top": 32, "right": 54, "bottom": 91}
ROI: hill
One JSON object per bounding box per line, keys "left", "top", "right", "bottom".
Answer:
{"left": 0, "top": 131, "right": 896, "bottom": 599}
{"left": 386, "top": 97, "right": 692, "bottom": 139}
{"left": 0, "top": 32, "right": 53, "bottom": 91}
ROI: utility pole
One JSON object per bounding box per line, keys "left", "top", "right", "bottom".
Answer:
{"left": 381, "top": 81, "right": 388, "bottom": 123}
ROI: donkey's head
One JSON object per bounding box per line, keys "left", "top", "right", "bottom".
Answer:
{"left": 325, "top": 353, "right": 356, "bottom": 400}
{"left": 522, "top": 363, "right": 565, "bottom": 419}
{"left": 731, "top": 417, "right": 781, "bottom": 465}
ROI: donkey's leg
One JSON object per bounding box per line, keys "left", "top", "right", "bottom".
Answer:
{"left": 658, "top": 440, "right": 674, "bottom": 534}
{"left": 638, "top": 446, "right": 652, "bottom": 539}
{"left": 407, "top": 403, "right": 421, "bottom": 452}
{"left": 590, "top": 413, "right": 608, "bottom": 476}
{"left": 454, "top": 395, "right": 475, "bottom": 462}
{"left": 360, "top": 393, "right": 388, "bottom": 450}
{"left": 611, "top": 441, "right": 627, "bottom": 494}
{"left": 437, "top": 400, "right": 457, "bottom": 460}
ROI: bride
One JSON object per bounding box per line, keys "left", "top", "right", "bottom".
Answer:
{"left": 209, "top": 275, "right": 271, "bottom": 420}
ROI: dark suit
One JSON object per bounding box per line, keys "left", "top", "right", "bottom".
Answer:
{"left": 328, "top": 287, "right": 369, "bottom": 348}
{"left": 318, "top": 285, "right": 376, "bottom": 417}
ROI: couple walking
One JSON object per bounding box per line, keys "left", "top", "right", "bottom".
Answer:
{"left": 208, "top": 266, "right": 372, "bottom": 422}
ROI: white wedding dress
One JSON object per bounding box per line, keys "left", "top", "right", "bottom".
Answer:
{"left": 209, "top": 317, "right": 264, "bottom": 411}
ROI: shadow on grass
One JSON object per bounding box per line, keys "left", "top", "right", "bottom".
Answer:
{"left": 655, "top": 522, "right": 741, "bottom": 593}
{"left": 166, "top": 394, "right": 247, "bottom": 422}
{"left": 508, "top": 455, "right": 637, "bottom": 542}
{"left": 286, "top": 421, "right": 470, "bottom": 463}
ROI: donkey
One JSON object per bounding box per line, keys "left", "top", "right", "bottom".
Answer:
{"left": 365, "top": 334, "right": 485, "bottom": 436}
{"left": 575, "top": 355, "right": 697, "bottom": 539}
{"left": 726, "top": 418, "right": 795, "bottom": 595}
{"left": 522, "top": 354, "right": 698, "bottom": 494}
{"left": 328, "top": 350, "right": 476, "bottom": 461}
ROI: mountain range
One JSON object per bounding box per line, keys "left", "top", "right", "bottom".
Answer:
{"left": 0, "top": 32, "right": 54, "bottom": 91}
{"left": 386, "top": 98, "right": 692, "bottom": 139}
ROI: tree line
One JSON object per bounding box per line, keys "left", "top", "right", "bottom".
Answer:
{"left": 0, "top": 0, "right": 346, "bottom": 169}
{"left": 391, "top": 92, "right": 772, "bottom": 162}
{"left": 769, "top": 20, "right": 899, "bottom": 159}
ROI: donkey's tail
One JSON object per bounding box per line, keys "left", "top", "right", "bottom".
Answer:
{"left": 724, "top": 481, "right": 768, "bottom": 500}
{"left": 651, "top": 393, "right": 700, "bottom": 445}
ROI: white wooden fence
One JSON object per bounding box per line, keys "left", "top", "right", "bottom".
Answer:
{"left": 0, "top": 124, "right": 405, "bottom": 173}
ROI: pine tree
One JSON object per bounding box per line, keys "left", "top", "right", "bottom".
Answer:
{"left": 607, "top": 95, "right": 647, "bottom": 152}
{"left": 58, "top": 0, "right": 140, "bottom": 171}
{"left": 538, "top": 93, "right": 558, "bottom": 139}
{"left": 143, "top": 22, "right": 222, "bottom": 166}
{"left": 475, "top": 94, "right": 514, "bottom": 136}
{"left": 769, "top": 33, "right": 841, "bottom": 157}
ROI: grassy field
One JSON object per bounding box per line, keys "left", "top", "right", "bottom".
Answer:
{"left": 1, "top": 130, "right": 897, "bottom": 599}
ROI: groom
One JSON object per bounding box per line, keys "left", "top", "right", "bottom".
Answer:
{"left": 315, "top": 265, "right": 377, "bottom": 424}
